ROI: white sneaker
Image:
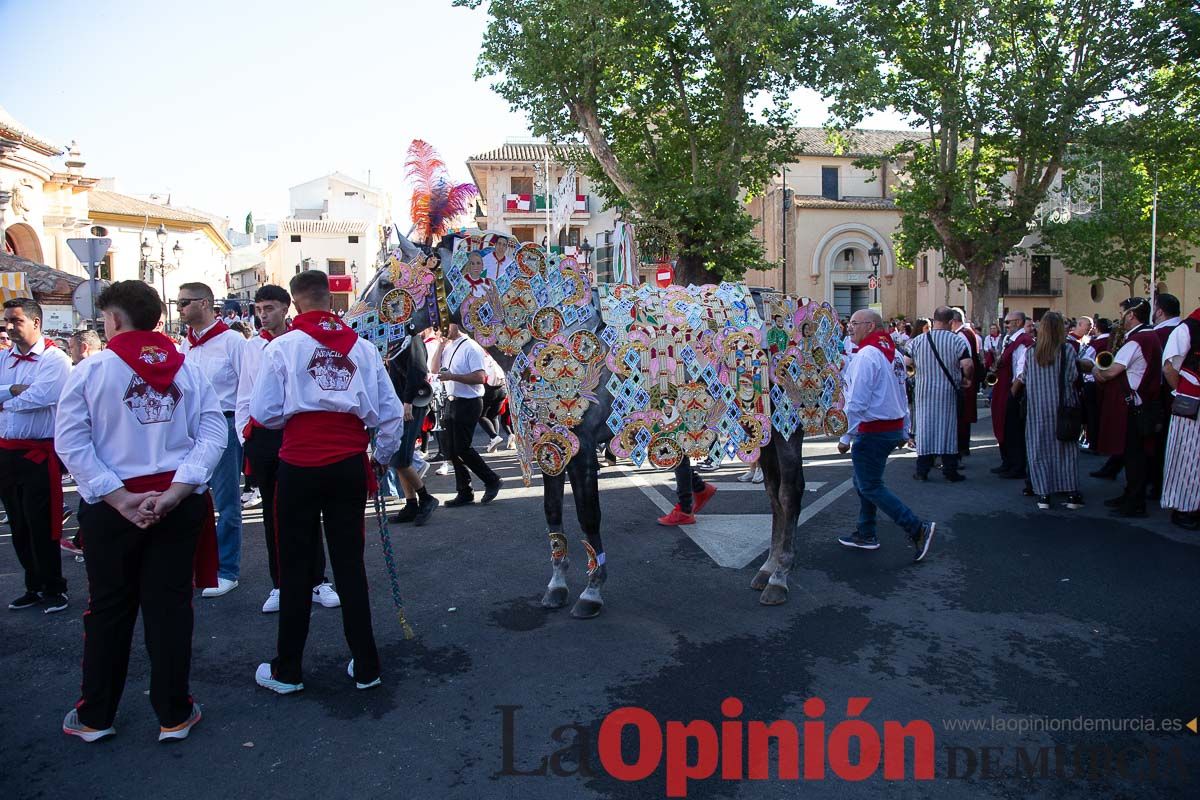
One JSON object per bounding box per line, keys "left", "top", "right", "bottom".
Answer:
{"left": 437, "top": 462, "right": 452, "bottom": 476}
{"left": 313, "top": 582, "right": 340, "bottom": 608}
{"left": 752, "top": 468, "right": 764, "bottom": 483}
{"left": 262, "top": 588, "right": 280, "bottom": 613}
{"left": 255, "top": 663, "right": 303, "bottom": 695}
{"left": 201, "top": 577, "right": 238, "bottom": 598}
{"left": 158, "top": 701, "right": 202, "bottom": 742}
{"left": 62, "top": 708, "right": 115, "bottom": 742}
{"left": 347, "top": 659, "right": 381, "bottom": 690}
{"left": 506, "top": 434, "right": 517, "bottom": 450}
{"left": 241, "top": 488, "right": 261, "bottom": 509}
{"left": 737, "top": 470, "right": 754, "bottom": 483}
{"left": 486, "top": 435, "right": 504, "bottom": 452}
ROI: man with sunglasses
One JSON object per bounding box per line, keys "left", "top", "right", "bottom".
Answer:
{"left": 178, "top": 283, "right": 247, "bottom": 596}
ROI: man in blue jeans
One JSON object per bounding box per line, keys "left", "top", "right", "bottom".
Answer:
{"left": 836, "top": 309, "right": 935, "bottom": 560}
{"left": 178, "top": 283, "right": 247, "bottom": 596}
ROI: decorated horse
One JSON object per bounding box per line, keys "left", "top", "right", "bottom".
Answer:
{"left": 347, "top": 230, "right": 848, "bottom": 618}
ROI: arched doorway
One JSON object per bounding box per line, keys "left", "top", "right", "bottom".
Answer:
{"left": 811, "top": 223, "right": 894, "bottom": 319}
{"left": 3, "top": 223, "right": 44, "bottom": 263}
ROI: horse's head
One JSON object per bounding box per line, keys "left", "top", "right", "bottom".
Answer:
{"left": 346, "top": 230, "right": 453, "bottom": 359}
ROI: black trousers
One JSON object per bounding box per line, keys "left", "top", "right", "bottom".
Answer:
{"left": 1001, "top": 395, "right": 1027, "bottom": 475}
{"left": 0, "top": 447, "right": 65, "bottom": 595}
{"left": 76, "top": 493, "right": 204, "bottom": 729}
{"left": 916, "top": 453, "right": 961, "bottom": 476}
{"left": 1122, "top": 407, "right": 1149, "bottom": 511}
{"left": 478, "top": 385, "right": 508, "bottom": 439}
{"left": 1082, "top": 382, "right": 1101, "bottom": 448}
{"left": 674, "top": 457, "right": 707, "bottom": 513}
{"left": 1148, "top": 401, "right": 1172, "bottom": 500}
{"left": 273, "top": 454, "right": 378, "bottom": 685}
{"left": 444, "top": 396, "right": 499, "bottom": 496}
{"left": 244, "top": 429, "right": 327, "bottom": 590}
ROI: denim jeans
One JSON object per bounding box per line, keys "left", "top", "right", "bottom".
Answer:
{"left": 211, "top": 416, "right": 244, "bottom": 580}
{"left": 852, "top": 429, "right": 923, "bottom": 540}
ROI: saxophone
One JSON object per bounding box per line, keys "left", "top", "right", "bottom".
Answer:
{"left": 1096, "top": 320, "right": 1125, "bottom": 370}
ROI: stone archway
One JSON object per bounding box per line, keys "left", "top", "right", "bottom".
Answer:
{"left": 3, "top": 222, "right": 44, "bottom": 263}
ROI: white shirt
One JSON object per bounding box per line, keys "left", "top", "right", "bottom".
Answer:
{"left": 482, "top": 252, "right": 515, "bottom": 283}
{"left": 248, "top": 328, "right": 404, "bottom": 464}
{"left": 1002, "top": 333, "right": 1029, "bottom": 378}
{"left": 1114, "top": 324, "right": 1150, "bottom": 401}
{"left": 54, "top": 350, "right": 228, "bottom": 504}
{"left": 439, "top": 335, "right": 487, "bottom": 399}
{"left": 1080, "top": 342, "right": 1098, "bottom": 383}
{"left": 234, "top": 335, "right": 271, "bottom": 444}
{"left": 1155, "top": 317, "right": 1181, "bottom": 331}
{"left": 0, "top": 338, "right": 72, "bottom": 440}
{"left": 840, "top": 343, "right": 909, "bottom": 443}
{"left": 1163, "top": 322, "right": 1191, "bottom": 369}
{"left": 483, "top": 353, "right": 506, "bottom": 388}
{"left": 182, "top": 321, "right": 246, "bottom": 414}
{"left": 983, "top": 334, "right": 1002, "bottom": 356}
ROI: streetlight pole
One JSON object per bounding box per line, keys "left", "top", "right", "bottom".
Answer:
{"left": 868, "top": 240, "right": 883, "bottom": 307}
{"left": 580, "top": 237, "right": 593, "bottom": 283}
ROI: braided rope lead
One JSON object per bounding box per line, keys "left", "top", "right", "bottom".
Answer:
{"left": 369, "top": 433, "right": 415, "bottom": 639}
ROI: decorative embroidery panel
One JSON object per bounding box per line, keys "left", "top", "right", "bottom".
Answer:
{"left": 759, "top": 294, "right": 848, "bottom": 439}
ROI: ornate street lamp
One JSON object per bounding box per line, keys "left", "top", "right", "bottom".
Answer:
{"left": 140, "top": 238, "right": 153, "bottom": 283}
{"left": 868, "top": 241, "right": 883, "bottom": 270}
{"left": 579, "top": 237, "right": 594, "bottom": 282}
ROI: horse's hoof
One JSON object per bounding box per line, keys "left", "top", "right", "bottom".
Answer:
{"left": 750, "top": 570, "right": 771, "bottom": 591}
{"left": 541, "top": 587, "right": 570, "bottom": 609}
{"left": 759, "top": 584, "right": 788, "bottom": 606}
{"left": 570, "top": 598, "right": 603, "bottom": 619}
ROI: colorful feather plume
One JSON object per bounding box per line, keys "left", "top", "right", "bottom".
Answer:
{"left": 405, "top": 139, "right": 478, "bottom": 244}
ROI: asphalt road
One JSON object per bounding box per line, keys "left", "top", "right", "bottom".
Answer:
{"left": 2, "top": 420, "right": 1198, "bottom": 799}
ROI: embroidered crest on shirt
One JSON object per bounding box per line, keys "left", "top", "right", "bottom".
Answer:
{"left": 307, "top": 347, "right": 356, "bottom": 391}
{"left": 318, "top": 318, "right": 342, "bottom": 332}
{"left": 123, "top": 376, "right": 181, "bottom": 424}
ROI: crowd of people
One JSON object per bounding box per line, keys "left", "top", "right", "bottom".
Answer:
{"left": 3, "top": 273, "right": 1196, "bottom": 745}
{"left": 0, "top": 272, "right": 523, "bottom": 743}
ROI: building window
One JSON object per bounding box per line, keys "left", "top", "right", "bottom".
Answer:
{"left": 99, "top": 253, "right": 113, "bottom": 281}
{"left": 290, "top": 234, "right": 301, "bottom": 243}
{"left": 511, "top": 226, "right": 535, "bottom": 243}
{"left": 348, "top": 235, "right": 359, "bottom": 244}
{"left": 1033, "top": 306, "right": 1049, "bottom": 321}
{"left": 1031, "top": 254, "right": 1052, "bottom": 294}
{"left": 821, "top": 167, "right": 839, "bottom": 200}
{"left": 920, "top": 254, "right": 928, "bottom": 284}
{"left": 1090, "top": 283, "right": 1104, "bottom": 303}
{"left": 510, "top": 176, "right": 533, "bottom": 196}
{"left": 328, "top": 260, "right": 346, "bottom": 276}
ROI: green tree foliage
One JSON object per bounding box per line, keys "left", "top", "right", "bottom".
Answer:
{"left": 457, "top": 0, "right": 834, "bottom": 284}
{"left": 827, "top": 0, "right": 1174, "bottom": 325}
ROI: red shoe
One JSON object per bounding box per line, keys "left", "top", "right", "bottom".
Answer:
{"left": 692, "top": 483, "right": 717, "bottom": 514}
{"left": 60, "top": 538, "right": 83, "bottom": 556}
{"left": 657, "top": 506, "right": 696, "bottom": 526}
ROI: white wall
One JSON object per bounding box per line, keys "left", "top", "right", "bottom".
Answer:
{"left": 274, "top": 233, "right": 375, "bottom": 287}
{"left": 71, "top": 221, "right": 228, "bottom": 303}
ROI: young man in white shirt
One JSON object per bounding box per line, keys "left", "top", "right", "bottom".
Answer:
{"left": 235, "top": 284, "right": 340, "bottom": 614}
{"left": 0, "top": 298, "right": 73, "bottom": 613}
{"left": 179, "top": 282, "right": 246, "bottom": 597}
{"left": 481, "top": 236, "right": 515, "bottom": 283}
{"left": 434, "top": 324, "right": 502, "bottom": 506}
{"left": 835, "top": 309, "right": 934, "bottom": 560}
{"left": 249, "top": 270, "right": 403, "bottom": 694}
{"left": 56, "top": 280, "right": 227, "bottom": 742}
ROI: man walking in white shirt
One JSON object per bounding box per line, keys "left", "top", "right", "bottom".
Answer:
{"left": 835, "top": 310, "right": 935, "bottom": 559}
{"left": 434, "top": 324, "right": 503, "bottom": 507}
{"left": 56, "top": 280, "right": 227, "bottom": 743}
{"left": 0, "top": 299, "right": 73, "bottom": 613}
{"left": 179, "top": 282, "right": 246, "bottom": 597}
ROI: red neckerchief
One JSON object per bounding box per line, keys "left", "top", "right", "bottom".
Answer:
{"left": 107, "top": 330, "right": 186, "bottom": 393}
{"left": 187, "top": 319, "right": 230, "bottom": 348}
{"left": 291, "top": 310, "right": 357, "bottom": 356}
{"left": 465, "top": 273, "right": 486, "bottom": 288}
{"left": 260, "top": 322, "right": 291, "bottom": 342}
{"left": 8, "top": 337, "right": 56, "bottom": 363}
{"left": 858, "top": 329, "right": 895, "bottom": 361}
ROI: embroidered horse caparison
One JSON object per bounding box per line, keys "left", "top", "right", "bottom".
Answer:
{"left": 348, "top": 232, "right": 846, "bottom": 617}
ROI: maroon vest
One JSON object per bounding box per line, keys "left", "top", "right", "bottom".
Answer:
{"left": 991, "top": 332, "right": 1034, "bottom": 444}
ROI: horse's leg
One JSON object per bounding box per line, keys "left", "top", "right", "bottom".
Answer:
{"left": 759, "top": 433, "right": 805, "bottom": 606}
{"left": 752, "top": 437, "right": 784, "bottom": 591}
{"left": 541, "top": 470, "right": 571, "bottom": 609}
{"left": 565, "top": 445, "right": 606, "bottom": 619}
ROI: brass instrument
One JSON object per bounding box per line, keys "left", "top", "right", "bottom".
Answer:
{"left": 984, "top": 371, "right": 999, "bottom": 387}
{"left": 1095, "top": 319, "right": 1125, "bottom": 371}
{"left": 906, "top": 363, "right": 916, "bottom": 378}
{"left": 1095, "top": 351, "right": 1114, "bottom": 370}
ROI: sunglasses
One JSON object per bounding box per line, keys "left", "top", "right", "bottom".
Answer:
{"left": 177, "top": 298, "right": 203, "bottom": 309}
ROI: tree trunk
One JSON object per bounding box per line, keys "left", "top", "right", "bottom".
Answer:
{"left": 673, "top": 239, "right": 723, "bottom": 286}
{"left": 966, "top": 258, "right": 1004, "bottom": 329}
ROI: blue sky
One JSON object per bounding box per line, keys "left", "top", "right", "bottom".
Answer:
{"left": 2, "top": 0, "right": 907, "bottom": 230}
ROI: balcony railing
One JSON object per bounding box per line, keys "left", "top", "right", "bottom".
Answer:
{"left": 503, "top": 194, "right": 591, "bottom": 214}
{"left": 1001, "top": 271, "right": 1063, "bottom": 297}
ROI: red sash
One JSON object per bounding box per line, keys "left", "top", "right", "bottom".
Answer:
{"left": 106, "top": 330, "right": 185, "bottom": 393}
{"left": 122, "top": 471, "right": 218, "bottom": 589}
{"left": 278, "top": 412, "right": 378, "bottom": 495}
{"left": 0, "top": 438, "right": 64, "bottom": 540}
{"left": 7, "top": 337, "right": 58, "bottom": 364}
{"left": 186, "top": 320, "right": 230, "bottom": 349}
